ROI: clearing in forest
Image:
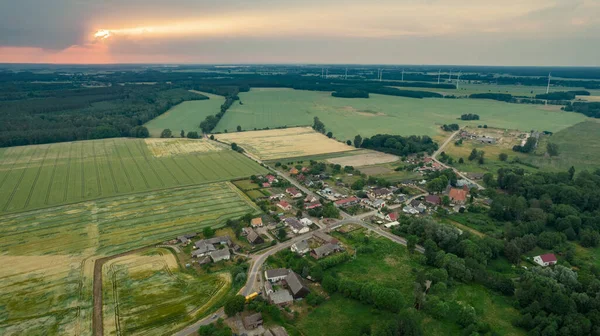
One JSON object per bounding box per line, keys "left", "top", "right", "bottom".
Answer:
{"left": 144, "top": 91, "right": 225, "bottom": 137}
{"left": 0, "top": 138, "right": 266, "bottom": 214}
{"left": 102, "top": 248, "right": 231, "bottom": 336}
{"left": 215, "top": 127, "right": 354, "bottom": 160}
{"left": 214, "top": 88, "right": 586, "bottom": 141}
{"left": 0, "top": 182, "right": 257, "bottom": 336}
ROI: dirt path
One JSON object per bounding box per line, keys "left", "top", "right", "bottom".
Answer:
{"left": 92, "top": 246, "right": 152, "bottom": 336}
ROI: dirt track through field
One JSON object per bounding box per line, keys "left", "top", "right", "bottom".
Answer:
{"left": 92, "top": 246, "right": 151, "bottom": 336}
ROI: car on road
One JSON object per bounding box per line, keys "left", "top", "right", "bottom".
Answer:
{"left": 212, "top": 314, "right": 218, "bottom": 319}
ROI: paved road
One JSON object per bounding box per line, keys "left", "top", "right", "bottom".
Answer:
{"left": 431, "top": 130, "right": 485, "bottom": 190}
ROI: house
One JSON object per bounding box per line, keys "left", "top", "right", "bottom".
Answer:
{"left": 246, "top": 228, "right": 264, "bottom": 245}
{"left": 476, "top": 136, "right": 496, "bottom": 144}
{"left": 265, "top": 268, "right": 291, "bottom": 282}
{"left": 300, "top": 218, "right": 312, "bottom": 226}
{"left": 269, "top": 289, "right": 294, "bottom": 306}
{"left": 286, "top": 187, "right": 303, "bottom": 198}
{"left": 385, "top": 212, "right": 398, "bottom": 222}
{"left": 311, "top": 243, "right": 341, "bottom": 259}
{"left": 369, "top": 188, "right": 392, "bottom": 199}
{"left": 304, "top": 202, "right": 322, "bottom": 210}
{"left": 264, "top": 280, "right": 274, "bottom": 295}
{"left": 177, "top": 236, "right": 190, "bottom": 245}
{"left": 289, "top": 167, "right": 299, "bottom": 175}
{"left": 270, "top": 326, "right": 289, "bottom": 336}
{"left": 334, "top": 196, "right": 360, "bottom": 208}
{"left": 291, "top": 240, "right": 310, "bottom": 254}
{"left": 192, "top": 241, "right": 216, "bottom": 257}
{"left": 305, "top": 195, "right": 318, "bottom": 203}
{"left": 285, "top": 272, "right": 310, "bottom": 298}
{"left": 402, "top": 205, "right": 419, "bottom": 215}
{"left": 371, "top": 199, "right": 386, "bottom": 209}
{"left": 425, "top": 195, "right": 442, "bottom": 205}
{"left": 384, "top": 221, "right": 400, "bottom": 228}
{"left": 197, "top": 256, "right": 211, "bottom": 265}
{"left": 251, "top": 217, "right": 263, "bottom": 227}
{"left": 313, "top": 231, "right": 338, "bottom": 244}
{"left": 285, "top": 217, "right": 309, "bottom": 234}
{"left": 206, "top": 236, "right": 232, "bottom": 246}
{"left": 301, "top": 167, "right": 309, "bottom": 173}
{"left": 410, "top": 200, "right": 427, "bottom": 213}
{"left": 305, "top": 180, "right": 315, "bottom": 187}
{"left": 262, "top": 182, "right": 271, "bottom": 188}
{"left": 266, "top": 174, "right": 276, "bottom": 183}
{"left": 209, "top": 248, "right": 231, "bottom": 262}
{"left": 243, "top": 312, "right": 263, "bottom": 330}
{"left": 277, "top": 200, "right": 292, "bottom": 211}
{"left": 534, "top": 253, "right": 558, "bottom": 267}
{"left": 448, "top": 188, "right": 468, "bottom": 204}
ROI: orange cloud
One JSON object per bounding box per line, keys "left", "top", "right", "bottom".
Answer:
{"left": 0, "top": 43, "right": 112, "bottom": 64}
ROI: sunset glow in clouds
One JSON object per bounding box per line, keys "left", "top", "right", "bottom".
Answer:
{"left": 0, "top": 0, "right": 598, "bottom": 65}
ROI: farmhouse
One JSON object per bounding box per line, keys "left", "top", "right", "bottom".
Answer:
{"left": 289, "top": 167, "right": 299, "bottom": 175}
{"left": 266, "top": 174, "right": 277, "bottom": 183}
{"left": 209, "top": 248, "right": 231, "bottom": 262}
{"left": 369, "top": 188, "right": 392, "bottom": 199}
{"left": 304, "top": 202, "right": 322, "bottom": 210}
{"left": 265, "top": 268, "right": 291, "bottom": 282}
{"left": 291, "top": 240, "right": 310, "bottom": 255}
{"left": 410, "top": 200, "right": 427, "bottom": 213}
{"left": 385, "top": 212, "right": 398, "bottom": 221}
{"left": 403, "top": 205, "right": 419, "bottom": 215}
{"left": 246, "top": 228, "right": 264, "bottom": 245}
{"left": 192, "top": 241, "right": 216, "bottom": 257}
{"left": 311, "top": 243, "right": 342, "bottom": 259}
{"left": 264, "top": 280, "right": 274, "bottom": 295}
{"left": 305, "top": 195, "right": 318, "bottom": 203}
{"left": 270, "top": 289, "right": 294, "bottom": 306}
{"left": 243, "top": 312, "right": 263, "bottom": 330}
{"left": 285, "top": 272, "right": 310, "bottom": 298}
{"left": 286, "top": 187, "right": 303, "bottom": 198}
{"left": 206, "top": 236, "right": 232, "bottom": 246}
{"left": 448, "top": 188, "right": 468, "bottom": 204}
{"left": 285, "top": 217, "right": 309, "bottom": 234}
{"left": 177, "top": 236, "right": 190, "bottom": 245}
{"left": 476, "top": 136, "right": 496, "bottom": 144}
{"left": 262, "top": 182, "right": 271, "bottom": 188}
{"left": 533, "top": 253, "right": 558, "bottom": 267}
{"left": 251, "top": 217, "right": 263, "bottom": 227}
{"left": 425, "top": 195, "right": 442, "bottom": 205}
{"left": 277, "top": 200, "right": 292, "bottom": 211}
{"left": 334, "top": 196, "right": 360, "bottom": 208}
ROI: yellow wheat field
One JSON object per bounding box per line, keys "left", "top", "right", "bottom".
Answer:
{"left": 215, "top": 127, "right": 354, "bottom": 160}
{"left": 144, "top": 138, "right": 222, "bottom": 157}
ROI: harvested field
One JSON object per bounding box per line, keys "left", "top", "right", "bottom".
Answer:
{"left": 102, "top": 248, "right": 230, "bottom": 336}
{"left": 327, "top": 151, "right": 399, "bottom": 167}
{"left": 144, "top": 138, "right": 221, "bottom": 157}
{"left": 0, "top": 138, "right": 266, "bottom": 215}
{"left": 359, "top": 165, "right": 394, "bottom": 175}
{"left": 215, "top": 127, "right": 354, "bottom": 160}
{"left": 0, "top": 182, "right": 256, "bottom": 336}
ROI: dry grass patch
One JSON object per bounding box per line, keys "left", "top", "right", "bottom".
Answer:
{"left": 327, "top": 151, "right": 399, "bottom": 167}
{"left": 144, "top": 138, "right": 221, "bottom": 157}
{"left": 216, "top": 127, "right": 354, "bottom": 160}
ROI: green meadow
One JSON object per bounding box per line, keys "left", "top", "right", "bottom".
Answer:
{"left": 214, "top": 88, "right": 585, "bottom": 141}
{"left": 144, "top": 91, "right": 225, "bottom": 137}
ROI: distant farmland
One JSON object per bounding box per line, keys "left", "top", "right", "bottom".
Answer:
{"left": 214, "top": 88, "right": 586, "bottom": 141}
{"left": 0, "top": 182, "right": 257, "bottom": 336}
{"left": 144, "top": 91, "right": 225, "bottom": 137}
{"left": 0, "top": 138, "right": 266, "bottom": 214}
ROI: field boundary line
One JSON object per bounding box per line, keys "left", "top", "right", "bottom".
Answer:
{"left": 23, "top": 144, "right": 51, "bottom": 208}
{"left": 103, "top": 140, "right": 119, "bottom": 193}
{"left": 44, "top": 147, "right": 61, "bottom": 205}
{"left": 2, "top": 146, "right": 41, "bottom": 211}
{"left": 182, "top": 154, "right": 210, "bottom": 181}
{"left": 168, "top": 156, "right": 194, "bottom": 184}
{"left": 134, "top": 140, "right": 165, "bottom": 187}
{"left": 112, "top": 140, "right": 134, "bottom": 192}
{"left": 158, "top": 158, "right": 181, "bottom": 184}
{"left": 0, "top": 146, "right": 26, "bottom": 191}
{"left": 123, "top": 140, "right": 150, "bottom": 189}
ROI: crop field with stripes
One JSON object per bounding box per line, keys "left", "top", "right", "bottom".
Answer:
{"left": 102, "top": 248, "right": 231, "bottom": 336}
{"left": 0, "top": 182, "right": 258, "bottom": 336}
{"left": 0, "top": 138, "right": 267, "bottom": 215}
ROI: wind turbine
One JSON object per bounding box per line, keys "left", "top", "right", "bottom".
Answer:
{"left": 448, "top": 70, "right": 452, "bottom": 82}
{"left": 401, "top": 68, "right": 405, "bottom": 82}
{"left": 325, "top": 68, "right": 329, "bottom": 79}
{"left": 546, "top": 72, "right": 551, "bottom": 94}
{"left": 456, "top": 71, "right": 462, "bottom": 89}
{"left": 437, "top": 69, "right": 441, "bottom": 84}
{"left": 345, "top": 67, "right": 348, "bottom": 80}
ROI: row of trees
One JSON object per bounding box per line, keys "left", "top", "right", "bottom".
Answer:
{"left": 535, "top": 90, "right": 589, "bottom": 100}
{"left": 322, "top": 275, "right": 405, "bottom": 313}
{"left": 563, "top": 102, "right": 600, "bottom": 118}
{"left": 460, "top": 113, "right": 479, "bottom": 120}
{"left": 360, "top": 134, "right": 438, "bottom": 156}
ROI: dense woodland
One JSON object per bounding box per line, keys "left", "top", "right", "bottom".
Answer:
{"left": 0, "top": 84, "right": 206, "bottom": 147}
{"left": 360, "top": 134, "right": 438, "bottom": 156}
{"left": 563, "top": 102, "right": 600, "bottom": 118}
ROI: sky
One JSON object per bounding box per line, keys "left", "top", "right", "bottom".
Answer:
{"left": 0, "top": 0, "right": 598, "bottom": 66}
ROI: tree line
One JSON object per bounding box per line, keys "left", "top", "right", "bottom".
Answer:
{"left": 359, "top": 134, "right": 438, "bottom": 156}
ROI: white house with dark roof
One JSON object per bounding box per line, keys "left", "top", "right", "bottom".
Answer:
{"left": 209, "top": 249, "right": 231, "bottom": 262}
{"left": 285, "top": 217, "right": 309, "bottom": 234}
{"left": 291, "top": 240, "right": 310, "bottom": 255}
{"left": 265, "top": 268, "right": 291, "bottom": 282}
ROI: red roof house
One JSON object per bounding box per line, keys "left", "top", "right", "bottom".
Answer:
{"left": 304, "top": 202, "right": 322, "bottom": 210}
{"left": 385, "top": 212, "right": 398, "bottom": 221}
{"left": 534, "top": 253, "right": 557, "bottom": 267}
{"left": 266, "top": 174, "right": 276, "bottom": 182}
{"left": 277, "top": 200, "right": 292, "bottom": 211}
{"left": 425, "top": 195, "right": 442, "bottom": 205}
{"left": 286, "top": 187, "right": 303, "bottom": 198}
{"left": 448, "top": 188, "right": 467, "bottom": 204}
{"left": 334, "top": 196, "right": 360, "bottom": 207}
{"left": 262, "top": 182, "right": 271, "bottom": 188}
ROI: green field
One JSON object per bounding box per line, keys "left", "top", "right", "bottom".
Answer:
{"left": 526, "top": 120, "right": 600, "bottom": 171}
{"left": 102, "top": 248, "right": 231, "bottom": 336}
{"left": 0, "top": 138, "right": 266, "bottom": 215}
{"left": 0, "top": 182, "right": 257, "bottom": 336}
{"left": 214, "top": 88, "right": 585, "bottom": 141}
{"left": 406, "top": 82, "right": 600, "bottom": 97}
{"left": 144, "top": 91, "right": 225, "bottom": 137}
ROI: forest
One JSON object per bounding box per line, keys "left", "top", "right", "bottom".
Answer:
{"left": 360, "top": 134, "right": 438, "bottom": 156}
{"left": 563, "top": 102, "right": 600, "bottom": 118}
{"left": 0, "top": 84, "right": 206, "bottom": 147}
